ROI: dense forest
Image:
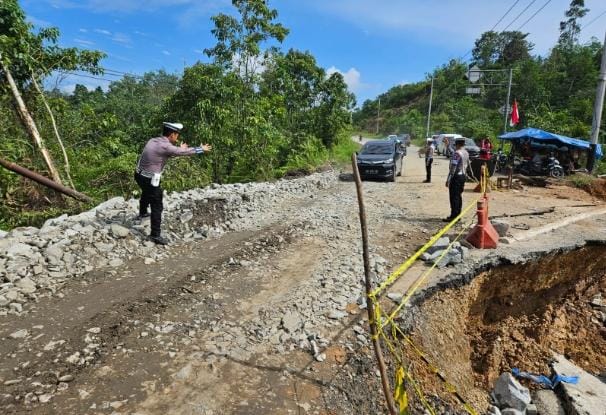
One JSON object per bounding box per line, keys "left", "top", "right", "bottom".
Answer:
{"left": 353, "top": 0, "right": 605, "bottom": 148}
{"left": 1, "top": 0, "right": 605, "bottom": 230}
{"left": 0, "top": 0, "right": 357, "bottom": 229}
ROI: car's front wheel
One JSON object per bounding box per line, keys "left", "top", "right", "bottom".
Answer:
{"left": 388, "top": 168, "right": 396, "bottom": 182}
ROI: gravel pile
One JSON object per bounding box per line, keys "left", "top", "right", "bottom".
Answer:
{"left": 0, "top": 172, "right": 334, "bottom": 316}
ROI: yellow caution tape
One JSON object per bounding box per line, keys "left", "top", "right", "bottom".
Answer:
{"left": 369, "top": 197, "right": 478, "bottom": 298}
{"left": 394, "top": 367, "right": 409, "bottom": 415}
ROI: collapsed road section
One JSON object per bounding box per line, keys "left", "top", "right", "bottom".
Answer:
{"left": 398, "top": 240, "right": 606, "bottom": 414}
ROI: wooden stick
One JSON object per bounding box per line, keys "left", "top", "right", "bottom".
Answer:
{"left": 489, "top": 206, "right": 555, "bottom": 219}
{"left": 351, "top": 154, "right": 398, "bottom": 415}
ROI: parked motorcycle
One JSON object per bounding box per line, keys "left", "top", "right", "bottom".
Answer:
{"left": 517, "top": 155, "right": 565, "bottom": 178}
{"left": 492, "top": 150, "right": 510, "bottom": 173}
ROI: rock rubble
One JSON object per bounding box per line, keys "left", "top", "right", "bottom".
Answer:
{"left": 0, "top": 172, "right": 334, "bottom": 316}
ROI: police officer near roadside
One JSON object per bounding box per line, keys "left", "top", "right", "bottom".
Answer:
{"left": 444, "top": 137, "right": 469, "bottom": 222}
{"left": 424, "top": 137, "right": 435, "bottom": 183}
{"left": 134, "top": 122, "right": 212, "bottom": 245}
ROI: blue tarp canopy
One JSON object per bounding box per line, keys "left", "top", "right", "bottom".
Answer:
{"left": 499, "top": 127, "right": 603, "bottom": 159}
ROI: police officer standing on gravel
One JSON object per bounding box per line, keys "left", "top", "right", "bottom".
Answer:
{"left": 424, "top": 137, "right": 435, "bottom": 183}
{"left": 135, "top": 122, "right": 212, "bottom": 245}
{"left": 444, "top": 137, "right": 469, "bottom": 222}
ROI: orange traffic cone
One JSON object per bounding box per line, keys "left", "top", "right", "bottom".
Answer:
{"left": 466, "top": 197, "right": 499, "bottom": 249}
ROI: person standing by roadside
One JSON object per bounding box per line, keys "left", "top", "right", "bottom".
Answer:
{"left": 444, "top": 138, "right": 469, "bottom": 222}
{"left": 135, "top": 122, "right": 212, "bottom": 245}
{"left": 480, "top": 137, "right": 493, "bottom": 160}
{"left": 424, "top": 138, "right": 435, "bottom": 183}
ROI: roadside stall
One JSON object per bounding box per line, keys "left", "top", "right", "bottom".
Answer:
{"left": 498, "top": 128, "right": 603, "bottom": 175}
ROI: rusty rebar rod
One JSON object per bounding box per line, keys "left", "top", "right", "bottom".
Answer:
{"left": 0, "top": 156, "right": 92, "bottom": 203}
{"left": 351, "top": 153, "right": 398, "bottom": 415}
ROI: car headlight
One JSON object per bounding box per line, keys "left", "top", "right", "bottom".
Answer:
{"left": 381, "top": 159, "right": 393, "bottom": 164}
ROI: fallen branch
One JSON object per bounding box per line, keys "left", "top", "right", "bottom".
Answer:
{"left": 0, "top": 156, "right": 92, "bottom": 203}
{"left": 490, "top": 206, "right": 555, "bottom": 219}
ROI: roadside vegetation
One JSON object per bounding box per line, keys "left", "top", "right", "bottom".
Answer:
{"left": 0, "top": 0, "right": 354, "bottom": 229}
{"left": 1, "top": 0, "right": 604, "bottom": 230}
{"left": 354, "top": 1, "right": 604, "bottom": 150}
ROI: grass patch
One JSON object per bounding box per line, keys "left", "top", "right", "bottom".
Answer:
{"left": 330, "top": 135, "right": 361, "bottom": 164}
{"left": 568, "top": 173, "right": 594, "bottom": 188}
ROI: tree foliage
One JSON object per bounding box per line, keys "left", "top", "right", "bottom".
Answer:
{"left": 0, "top": 0, "right": 354, "bottom": 229}
{"left": 354, "top": 2, "right": 604, "bottom": 147}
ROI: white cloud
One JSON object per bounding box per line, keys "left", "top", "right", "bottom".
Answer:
{"left": 327, "top": 66, "right": 364, "bottom": 93}
{"left": 194, "top": 49, "right": 205, "bottom": 55}
{"left": 162, "top": 50, "right": 172, "bottom": 56}
{"left": 105, "top": 52, "right": 134, "bottom": 63}
{"left": 94, "top": 29, "right": 112, "bottom": 36}
{"left": 307, "top": 0, "right": 606, "bottom": 57}
{"left": 74, "top": 38, "right": 95, "bottom": 46}
{"left": 41, "top": 0, "right": 228, "bottom": 16}
{"left": 232, "top": 53, "right": 266, "bottom": 76}
{"left": 111, "top": 32, "right": 133, "bottom": 47}
{"left": 79, "top": 28, "right": 88, "bottom": 33}
{"left": 50, "top": 73, "right": 111, "bottom": 94}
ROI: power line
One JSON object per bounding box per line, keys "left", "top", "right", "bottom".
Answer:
{"left": 460, "top": 0, "right": 524, "bottom": 60}
{"left": 517, "top": 0, "right": 553, "bottom": 31}
{"left": 490, "top": 0, "right": 522, "bottom": 31}
{"left": 501, "top": 0, "right": 538, "bottom": 32}
{"left": 100, "top": 67, "right": 144, "bottom": 79}
{"left": 583, "top": 10, "right": 606, "bottom": 30}
{"left": 57, "top": 71, "right": 115, "bottom": 83}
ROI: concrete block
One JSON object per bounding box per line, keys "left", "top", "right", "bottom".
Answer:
{"left": 552, "top": 354, "right": 606, "bottom": 415}
{"left": 532, "top": 390, "right": 565, "bottom": 415}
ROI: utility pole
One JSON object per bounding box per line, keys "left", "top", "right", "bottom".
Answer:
{"left": 588, "top": 31, "right": 606, "bottom": 172}
{"left": 376, "top": 98, "right": 381, "bottom": 135}
{"left": 426, "top": 77, "right": 434, "bottom": 138}
{"left": 503, "top": 68, "right": 513, "bottom": 133}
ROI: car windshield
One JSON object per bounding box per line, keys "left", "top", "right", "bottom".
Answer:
{"left": 360, "top": 143, "right": 393, "bottom": 155}
{"left": 465, "top": 139, "right": 476, "bottom": 146}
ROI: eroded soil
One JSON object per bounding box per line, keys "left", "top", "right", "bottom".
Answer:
{"left": 408, "top": 245, "right": 606, "bottom": 412}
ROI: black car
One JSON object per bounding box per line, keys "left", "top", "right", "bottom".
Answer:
{"left": 464, "top": 138, "right": 481, "bottom": 158}
{"left": 397, "top": 133, "right": 411, "bottom": 147}
{"left": 356, "top": 140, "right": 404, "bottom": 181}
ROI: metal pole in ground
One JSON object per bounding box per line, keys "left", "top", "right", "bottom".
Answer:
{"left": 588, "top": 31, "right": 606, "bottom": 172}
{"left": 0, "top": 156, "right": 93, "bottom": 203}
{"left": 426, "top": 77, "right": 434, "bottom": 139}
{"left": 351, "top": 154, "right": 398, "bottom": 415}
{"left": 503, "top": 68, "right": 513, "bottom": 134}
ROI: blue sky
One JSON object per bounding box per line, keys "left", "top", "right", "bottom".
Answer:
{"left": 21, "top": 0, "right": 606, "bottom": 105}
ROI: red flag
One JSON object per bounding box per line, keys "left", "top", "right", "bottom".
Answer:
{"left": 510, "top": 99, "right": 520, "bottom": 127}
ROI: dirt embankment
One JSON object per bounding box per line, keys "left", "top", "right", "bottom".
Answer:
{"left": 406, "top": 245, "right": 606, "bottom": 411}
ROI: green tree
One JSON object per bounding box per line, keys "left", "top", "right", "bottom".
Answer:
{"left": 559, "top": 0, "right": 589, "bottom": 49}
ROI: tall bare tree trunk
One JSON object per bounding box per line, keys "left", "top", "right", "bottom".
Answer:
{"left": 0, "top": 56, "right": 63, "bottom": 184}
{"left": 31, "top": 73, "right": 75, "bottom": 189}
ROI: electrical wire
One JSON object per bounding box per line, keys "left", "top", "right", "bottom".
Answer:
{"left": 57, "top": 71, "right": 115, "bottom": 82}
{"left": 582, "top": 10, "right": 606, "bottom": 30}
{"left": 517, "top": 0, "right": 553, "bottom": 31}
{"left": 100, "top": 67, "right": 144, "bottom": 79}
{"left": 501, "top": 0, "right": 538, "bottom": 31}
{"left": 490, "top": 0, "right": 522, "bottom": 31}
{"left": 460, "top": 0, "right": 523, "bottom": 60}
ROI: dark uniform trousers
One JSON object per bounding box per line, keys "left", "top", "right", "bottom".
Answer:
{"left": 425, "top": 158, "right": 433, "bottom": 182}
{"left": 134, "top": 172, "right": 163, "bottom": 237}
{"left": 448, "top": 174, "right": 466, "bottom": 219}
